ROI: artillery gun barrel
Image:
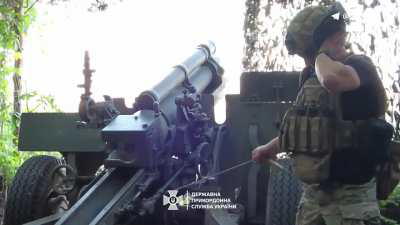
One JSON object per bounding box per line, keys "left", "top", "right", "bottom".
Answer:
{"left": 134, "top": 42, "right": 222, "bottom": 113}
{"left": 150, "top": 41, "right": 216, "bottom": 102}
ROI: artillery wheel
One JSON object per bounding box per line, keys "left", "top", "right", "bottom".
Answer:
{"left": 265, "top": 158, "right": 302, "bottom": 225}
{"left": 4, "top": 155, "right": 69, "bottom": 225}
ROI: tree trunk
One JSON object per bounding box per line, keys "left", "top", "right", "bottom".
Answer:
{"left": 12, "top": 0, "right": 24, "bottom": 137}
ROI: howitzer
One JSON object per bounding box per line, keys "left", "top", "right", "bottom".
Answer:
{"left": 60, "top": 42, "right": 223, "bottom": 225}
{"left": 5, "top": 42, "right": 303, "bottom": 225}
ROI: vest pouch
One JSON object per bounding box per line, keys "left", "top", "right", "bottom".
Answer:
{"left": 357, "top": 118, "right": 394, "bottom": 162}
{"left": 287, "top": 114, "right": 297, "bottom": 151}
{"left": 279, "top": 117, "right": 289, "bottom": 152}
{"left": 309, "top": 116, "right": 320, "bottom": 152}
{"left": 292, "top": 116, "right": 333, "bottom": 184}
{"left": 296, "top": 116, "right": 309, "bottom": 152}
{"left": 319, "top": 116, "right": 335, "bottom": 154}
{"left": 335, "top": 120, "right": 355, "bottom": 149}
{"left": 293, "top": 153, "right": 331, "bottom": 184}
{"left": 279, "top": 109, "right": 297, "bottom": 152}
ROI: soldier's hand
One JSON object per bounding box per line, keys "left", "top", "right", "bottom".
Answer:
{"left": 251, "top": 145, "right": 276, "bottom": 163}
{"left": 251, "top": 137, "right": 280, "bottom": 163}
{"left": 252, "top": 145, "right": 266, "bottom": 163}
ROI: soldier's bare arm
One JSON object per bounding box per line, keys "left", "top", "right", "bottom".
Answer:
{"left": 315, "top": 53, "right": 360, "bottom": 93}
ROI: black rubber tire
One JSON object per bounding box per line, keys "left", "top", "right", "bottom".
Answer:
{"left": 265, "top": 158, "right": 303, "bottom": 225}
{"left": 4, "top": 155, "right": 61, "bottom": 225}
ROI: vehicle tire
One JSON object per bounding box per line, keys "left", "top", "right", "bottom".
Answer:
{"left": 265, "top": 158, "right": 303, "bottom": 225}
{"left": 4, "top": 155, "right": 62, "bottom": 225}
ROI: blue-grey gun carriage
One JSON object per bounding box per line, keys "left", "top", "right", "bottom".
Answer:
{"left": 4, "top": 42, "right": 302, "bottom": 225}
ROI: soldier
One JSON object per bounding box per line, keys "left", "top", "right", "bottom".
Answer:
{"left": 252, "top": 2, "right": 390, "bottom": 225}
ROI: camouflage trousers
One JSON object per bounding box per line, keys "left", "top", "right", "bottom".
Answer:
{"left": 296, "top": 179, "right": 382, "bottom": 225}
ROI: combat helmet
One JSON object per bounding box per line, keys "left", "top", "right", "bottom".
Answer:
{"left": 285, "top": 2, "right": 349, "bottom": 57}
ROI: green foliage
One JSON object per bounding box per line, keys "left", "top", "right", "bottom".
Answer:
{"left": 0, "top": 88, "right": 61, "bottom": 183}
{"left": 0, "top": 0, "right": 115, "bottom": 186}
{"left": 0, "top": 93, "right": 60, "bottom": 184}
{"left": 380, "top": 185, "right": 400, "bottom": 224}
{"left": 0, "top": 1, "right": 36, "bottom": 50}
{"left": 20, "top": 91, "right": 61, "bottom": 112}
{"left": 383, "top": 185, "right": 400, "bottom": 205}
{"left": 0, "top": 0, "right": 60, "bottom": 184}
{"left": 382, "top": 216, "right": 400, "bottom": 225}
{"left": 0, "top": 101, "right": 16, "bottom": 183}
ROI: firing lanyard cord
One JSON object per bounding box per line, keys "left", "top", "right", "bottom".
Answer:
{"left": 175, "top": 159, "right": 288, "bottom": 190}
{"left": 176, "top": 159, "right": 254, "bottom": 190}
